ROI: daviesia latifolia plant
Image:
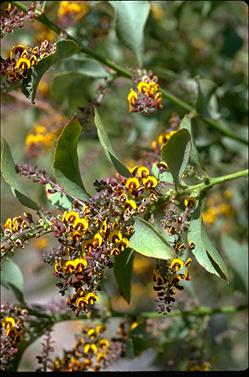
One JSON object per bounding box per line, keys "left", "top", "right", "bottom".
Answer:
{"left": 0, "top": 1, "right": 248, "bottom": 372}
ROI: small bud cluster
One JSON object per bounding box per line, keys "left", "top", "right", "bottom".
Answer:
{"left": 51, "top": 323, "right": 123, "bottom": 372}
{"left": 128, "top": 70, "right": 162, "bottom": 114}
{"left": 0, "top": 2, "right": 38, "bottom": 38}
{"left": 0, "top": 41, "right": 56, "bottom": 82}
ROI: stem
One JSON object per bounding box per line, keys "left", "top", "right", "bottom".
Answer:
{"left": 141, "top": 305, "right": 247, "bottom": 318}
{"left": 12, "top": 1, "right": 248, "bottom": 145}
{"left": 161, "top": 89, "right": 248, "bottom": 145}
{"left": 187, "top": 169, "right": 248, "bottom": 194}
{"left": 161, "top": 88, "right": 194, "bottom": 113}
{"left": 21, "top": 304, "right": 248, "bottom": 323}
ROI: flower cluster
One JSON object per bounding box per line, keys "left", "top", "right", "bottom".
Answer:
{"left": 44, "top": 166, "right": 159, "bottom": 313}
{"left": 3, "top": 213, "right": 33, "bottom": 238}
{"left": 0, "top": 2, "right": 37, "bottom": 38}
{"left": 0, "top": 305, "right": 28, "bottom": 371}
{"left": 52, "top": 323, "right": 122, "bottom": 372}
{"left": 1, "top": 211, "right": 52, "bottom": 261}
{"left": 57, "top": 1, "right": 88, "bottom": 27}
{"left": 0, "top": 40, "right": 56, "bottom": 82}
{"left": 25, "top": 114, "right": 65, "bottom": 157}
{"left": 128, "top": 71, "right": 162, "bottom": 114}
{"left": 153, "top": 257, "right": 192, "bottom": 313}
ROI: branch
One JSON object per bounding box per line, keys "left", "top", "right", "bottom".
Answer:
{"left": 1, "top": 223, "right": 52, "bottom": 263}
{"left": 186, "top": 169, "right": 248, "bottom": 194}
{"left": 21, "top": 304, "right": 248, "bottom": 324}
{"left": 140, "top": 305, "right": 248, "bottom": 318}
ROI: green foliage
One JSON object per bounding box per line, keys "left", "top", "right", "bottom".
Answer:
{"left": 1, "top": 259, "right": 25, "bottom": 304}
{"left": 1, "top": 140, "right": 39, "bottom": 211}
{"left": 109, "top": 1, "right": 150, "bottom": 66}
{"left": 179, "top": 115, "right": 205, "bottom": 171}
{"left": 129, "top": 217, "right": 175, "bottom": 259}
{"left": 221, "top": 235, "right": 248, "bottom": 293}
{"left": 94, "top": 108, "right": 131, "bottom": 177}
{"left": 0, "top": 0, "right": 248, "bottom": 372}
{"left": 125, "top": 323, "right": 151, "bottom": 358}
{"left": 53, "top": 118, "right": 89, "bottom": 201}
{"left": 63, "top": 57, "right": 112, "bottom": 78}
{"left": 161, "top": 129, "right": 191, "bottom": 189}
{"left": 188, "top": 204, "right": 228, "bottom": 281}
{"left": 114, "top": 249, "right": 135, "bottom": 303}
{"left": 195, "top": 78, "right": 217, "bottom": 118}
{"left": 46, "top": 184, "right": 73, "bottom": 211}
{"left": 22, "top": 39, "right": 80, "bottom": 103}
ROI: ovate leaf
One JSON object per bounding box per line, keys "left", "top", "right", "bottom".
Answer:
{"left": 195, "top": 77, "right": 217, "bottom": 117}
{"left": 22, "top": 39, "right": 80, "bottom": 103}
{"left": 109, "top": 1, "right": 150, "bottom": 66}
{"left": 161, "top": 129, "right": 191, "bottom": 188}
{"left": 1, "top": 139, "right": 39, "bottom": 211}
{"left": 188, "top": 205, "right": 228, "bottom": 281}
{"left": 53, "top": 118, "right": 89, "bottom": 201}
{"left": 221, "top": 235, "right": 248, "bottom": 292}
{"left": 94, "top": 108, "right": 130, "bottom": 177}
{"left": 129, "top": 217, "right": 175, "bottom": 259}
{"left": 1, "top": 259, "right": 25, "bottom": 303}
{"left": 179, "top": 115, "right": 205, "bottom": 171}
{"left": 114, "top": 248, "right": 135, "bottom": 303}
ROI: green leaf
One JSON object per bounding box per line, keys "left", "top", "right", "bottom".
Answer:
{"left": 63, "top": 57, "right": 112, "bottom": 78}
{"left": 195, "top": 77, "right": 217, "bottom": 117}
{"left": 1, "top": 139, "right": 39, "bottom": 211}
{"left": 114, "top": 248, "right": 134, "bottom": 304}
{"left": 125, "top": 338, "right": 135, "bottom": 358}
{"left": 1, "top": 259, "right": 25, "bottom": 303}
{"left": 109, "top": 1, "right": 150, "bottom": 66}
{"left": 188, "top": 205, "right": 228, "bottom": 281}
{"left": 94, "top": 108, "right": 130, "bottom": 177}
{"left": 45, "top": 184, "right": 73, "bottom": 210}
{"left": 129, "top": 217, "right": 175, "bottom": 259}
{"left": 22, "top": 39, "right": 80, "bottom": 103}
{"left": 221, "top": 24, "right": 243, "bottom": 58}
{"left": 221, "top": 235, "right": 248, "bottom": 292}
{"left": 53, "top": 118, "right": 89, "bottom": 201}
{"left": 151, "top": 163, "right": 174, "bottom": 184}
{"left": 161, "top": 129, "right": 191, "bottom": 188}
{"left": 179, "top": 115, "right": 204, "bottom": 171}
